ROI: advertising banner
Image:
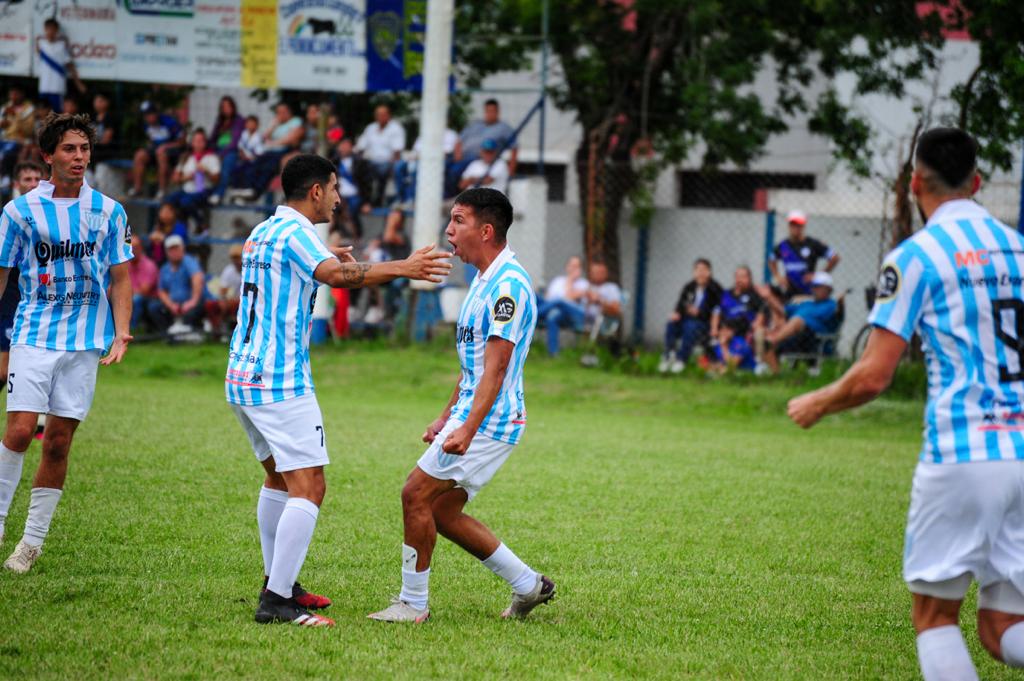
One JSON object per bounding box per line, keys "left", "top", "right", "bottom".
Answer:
{"left": 195, "top": 1, "right": 241, "bottom": 86}
{"left": 240, "top": 0, "right": 277, "bottom": 87}
{"left": 39, "top": 0, "right": 119, "bottom": 81}
{"left": 0, "top": 0, "right": 34, "bottom": 76}
{"left": 276, "top": 0, "right": 366, "bottom": 92}
{"left": 365, "top": 0, "right": 427, "bottom": 92}
{"left": 116, "top": 0, "right": 196, "bottom": 84}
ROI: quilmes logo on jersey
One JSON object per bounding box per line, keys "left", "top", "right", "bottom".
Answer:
{"left": 35, "top": 240, "right": 97, "bottom": 267}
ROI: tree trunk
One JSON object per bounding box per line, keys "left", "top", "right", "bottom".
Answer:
{"left": 574, "top": 132, "right": 636, "bottom": 284}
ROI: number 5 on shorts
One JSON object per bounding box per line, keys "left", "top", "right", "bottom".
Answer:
{"left": 315, "top": 425, "right": 324, "bottom": 448}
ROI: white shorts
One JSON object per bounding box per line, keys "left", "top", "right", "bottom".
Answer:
{"left": 6, "top": 345, "right": 102, "bottom": 421}
{"left": 904, "top": 460, "right": 1024, "bottom": 613}
{"left": 230, "top": 393, "right": 329, "bottom": 473}
{"left": 416, "top": 418, "right": 515, "bottom": 501}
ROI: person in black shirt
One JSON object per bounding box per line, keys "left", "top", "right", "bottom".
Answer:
{"left": 764, "top": 210, "right": 839, "bottom": 300}
{"left": 659, "top": 258, "right": 723, "bottom": 373}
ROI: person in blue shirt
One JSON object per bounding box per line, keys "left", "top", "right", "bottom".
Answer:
{"left": 710, "top": 317, "right": 756, "bottom": 373}
{"left": 147, "top": 235, "right": 205, "bottom": 333}
{"left": 130, "top": 101, "right": 185, "bottom": 199}
{"left": 763, "top": 271, "right": 841, "bottom": 373}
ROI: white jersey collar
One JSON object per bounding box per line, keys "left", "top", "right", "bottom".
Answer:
{"left": 35, "top": 178, "right": 91, "bottom": 201}
{"left": 274, "top": 204, "right": 316, "bottom": 231}
{"left": 926, "top": 198, "right": 990, "bottom": 228}
{"left": 477, "top": 245, "right": 515, "bottom": 284}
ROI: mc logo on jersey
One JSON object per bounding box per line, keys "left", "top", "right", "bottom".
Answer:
{"left": 955, "top": 249, "right": 990, "bottom": 268}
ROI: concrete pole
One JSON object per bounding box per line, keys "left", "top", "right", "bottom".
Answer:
{"left": 410, "top": 0, "right": 455, "bottom": 290}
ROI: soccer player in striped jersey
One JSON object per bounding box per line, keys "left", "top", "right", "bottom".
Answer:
{"left": 0, "top": 113, "right": 134, "bottom": 573}
{"left": 229, "top": 154, "right": 450, "bottom": 627}
{"left": 369, "top": 188, "right": 555, "bottom": 624}
{"left": 787, "top": 128, "right": 1024, "bottom": 680}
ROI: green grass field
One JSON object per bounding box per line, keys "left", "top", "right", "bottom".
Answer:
{"left": 0, "top": 343, "right": 1012, "bottom": 679}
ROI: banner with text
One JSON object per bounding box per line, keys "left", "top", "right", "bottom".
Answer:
{"left": 35, "top": 0, "right": 118, "bottom": 81}
{"left": 277, "top": 0, "right": 366, "bottom": 91}
{"left": 116, "top": 0, "right": 196, "bottom": 84}
{"left": 0, "top": 1, "right": 34, "bottom": 77}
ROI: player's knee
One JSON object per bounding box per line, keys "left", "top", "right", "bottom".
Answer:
{"left": 3, "top": 427, "right": 33, "bottom": 452}
{"left": 401, "top": 481, "right": 428, "bottom": 512}
{"left": 41, "top": 434, "right": 71, "bottom": 461}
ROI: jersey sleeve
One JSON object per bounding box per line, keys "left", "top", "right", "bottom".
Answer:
{"left": 0, "top": 208, "right": 23, "bottom": 268}
{"left": 105, "top": 203, "right": 134, "bottom": 266}
{"left": 485, "top": 276, "right": 534, "bottom": 346}
{"left": 811, "top": 238, "right": 836, "bottom": 260}
{"left": 284, "top": 229, "right": 334, "bottom": 284}
{"left": 867, "top": 245, "right": 929, "bottom": 341}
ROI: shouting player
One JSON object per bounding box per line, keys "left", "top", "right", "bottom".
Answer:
{"left": 0, "top": 114, "right": 134, "bottom": 573}
{"left": 369, "top": 188, "right": 554, "bottom": 624}
{"left": 228, "top": 154, "right": 450, "bottom": 627}
{"left": 787, "top": 128, "right": 1024, "bottom": 680}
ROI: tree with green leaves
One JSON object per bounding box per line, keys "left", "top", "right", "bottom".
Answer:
{"left": 455, "top": 0, "right": 1024, "bottom": 281}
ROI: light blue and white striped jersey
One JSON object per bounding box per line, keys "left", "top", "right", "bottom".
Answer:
{"left": 451, "top": 246, "right": 536, "bottom": 445}
{"left": 225, "top": 205, "right": 334, "bottom": 406}
{"left": 869, "top": 199, "right": 1024, "bottom": 464}
{"left": 0, "top": 179, "right": 133, "bottom": 352}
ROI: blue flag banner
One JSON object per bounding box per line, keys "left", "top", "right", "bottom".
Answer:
{"left": 366, "top": 0, "right": 450, "bottom": 92}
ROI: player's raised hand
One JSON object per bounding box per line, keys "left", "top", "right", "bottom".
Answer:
{"left": 441, "top": 424, "right": 471, "bottom": 456}
{"left": 100, "top": 332, "right": 133, "bottom": 366}
{"left": 403, "top": 244, "right": 452, "bottom": 283}
{"left": 331, "top": 245, "right": 356, "bottom": 264}
{"left": 787, "top": 391, "right": 824, "bottom": 429}
{"left": 422, "top": 416, "right": 447, "bottom": 443}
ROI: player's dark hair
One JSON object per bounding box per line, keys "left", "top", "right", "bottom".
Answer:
{"left": 281, "top": 154, "right": 336, "bottom": 201}
{"left": 453, "top": 187, "right": 513, "bottom": 243}
{"left": 915, "top": 127, "right": 978, "bottom": 192}
{"left": 694, "top": 257, "right": 712, "bottom": 270}
{"left": 37, "top": 113, "right": 96, "bottom": 156}
{"left": 14, "top": 161, "right": 44, "bottom": 178}
{"left": 484, "top": 98, "right": 499, "bottom": 108}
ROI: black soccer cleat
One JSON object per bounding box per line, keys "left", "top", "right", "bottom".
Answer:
{"left": 254, "top": 589, "right": 334, "bottom": 627}
{"left": 261, "top": 577, "right": 332, "bottom": 610}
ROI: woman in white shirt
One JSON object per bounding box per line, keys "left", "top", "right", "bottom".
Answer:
{"left": 166, "top": 129, "right": 221, "bottom": 232}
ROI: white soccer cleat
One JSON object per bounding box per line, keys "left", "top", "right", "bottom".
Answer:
{"left": 670, "top": 359, "right": 685, "bottom": 374}
{"left": 502, "top": 574, "right": 556, "bottom": 620}
{"left": 657, "top": 355, "right": 671, "bottom": 373}
{"left": 4, "top": 540, "right": 42, "bottom": 574}
{"left": 367, "top": 597, "right": 430, "bottom": 623}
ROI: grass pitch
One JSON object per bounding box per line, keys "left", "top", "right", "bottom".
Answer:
{"left": 0, "top": 343, "right": 1012, "bottom": 679}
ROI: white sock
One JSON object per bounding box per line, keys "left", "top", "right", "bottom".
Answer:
{"left": 0, "top": 444, "right": 25, "bottom": 536}
{"left": 1001, "top": 621, "right": 1024, "bottom": 667}
{"left": 22, "top": 487, "right": 63, "bottom": 547}
{"left": 916, "top": 625, "right": 979, "bottom": 681}
{"left": 481, "top": 542, "right": 539, "bottom": 595}
{"left": 399, "top": 543, "right": 429, "bottom": 610}
{"left": 266, "top": 497, "right": 319, "bottom": 599}
{"left": 256, "top": 486, "right": 289, "bottom": 577}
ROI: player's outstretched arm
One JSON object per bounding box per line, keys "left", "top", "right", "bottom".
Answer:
{"left": 313, "top": 244, "right": 451, "bottom": 289}
{"left": 443, "top": 338, "right": 514, "bottom": 455}
{"left": 101, "top": 262, "right": 134, "bottom": 366}
{"left": 787, "top": 327, "right": 906, "bottom": 429}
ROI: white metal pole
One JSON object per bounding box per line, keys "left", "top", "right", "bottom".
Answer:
{"left": 410, "top": 0, "right": 455, "bottom": 291}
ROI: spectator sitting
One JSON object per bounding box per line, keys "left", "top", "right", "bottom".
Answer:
{"left": 229, "top": 101, "right": 304, "bottom": 201}
{"left": 355, "top": 103, "right": 406, "bottom": 205}
{"left": 394, "top": 124, "right": 462, "bottom": 206}
{"left": 538, "top": 255, "right": 589, "bottom": 357}
{"left": 583, "top": 258, "right": 622, "bottom": 328}
{"left": 204, "top": 244, "right": 242, "bottom": 340}
{"left": 709, "top": 317, "right": 757, "bottom": 374}
{"left": 209, "top": 95, "right": 244, "bottom": 204}
{"left": 334, "top": 136, "right": 373, "bottom": 233}
{"left": 712, "top": 264, "right": 767, "bottom": 369}
{"left": 660, "top": 258, "right": 723, "bottom": 374}
{"left": 148, "top": 202, "right": 189, "bottom": 266}
{"left": 130, "top": 100, "right": 185, "bottom": 199}
{"left": 166, "top": 128, "right": 220, "bottom": 232}
{"left": 0, "top": 85, "right": 36, "bottom": 194}
{"left": 148, "top": 235, "right": 205, "bottom": 333}
{"left": 459, "top": 139, "right": 509, "bottom": 194}
{"left": 764, "top": 271, "right": 842, "bottom": 373}
{"left": 127, "top": 234, "right": 159, "bottom": 331}
{"left": 759, "top": 209, "right": 840, "bottom": 307}
{"left": 450, "top": 99, "right": 518, "bottom": 194}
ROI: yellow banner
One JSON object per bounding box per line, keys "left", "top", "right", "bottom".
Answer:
{"left": 241, "top": 0, "right": 277, "bottom": 88}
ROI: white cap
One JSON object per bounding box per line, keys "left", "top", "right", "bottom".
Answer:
{"left": 164, "top": 234, "right": 185, "bottom": 250}
{"left": 786, "top": 209, "right": 807, "bottom": 225}
{"left": 810, "top": 271, "right": 833, "bottom": 288}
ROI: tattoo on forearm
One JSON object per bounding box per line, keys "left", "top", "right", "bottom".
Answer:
{"left": 340, "top": 263, "right": 371, "bottom": 286}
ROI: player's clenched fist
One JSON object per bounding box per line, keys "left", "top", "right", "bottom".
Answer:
{"left": 441, "top": 425, "right": 472, "bottom": 456}
{"left": 402, "top": 244, "right": 452, "bottom": 283}
{"left": 787, "top": 392, "right": 824, "bottom": 429}
{"left": 422, "top": 416, "right": 447, "bottom": 443}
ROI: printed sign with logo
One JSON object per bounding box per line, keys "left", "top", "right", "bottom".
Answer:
{"left": 116, "top": 0, "right": 196, "bottom": 84}
{"left": 365, "top": 0, "right": 450, "bottom": 92}
{"left": 0, "top": 1, "right": 33, "bottom": 76}
{"left": 33, "top": 0, "right": 119, "bottom": 80}
{"left": 277, "top": 0, "right": 366, "bottom": 91}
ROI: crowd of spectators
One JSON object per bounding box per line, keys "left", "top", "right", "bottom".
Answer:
{"left": 657, "top": 210, "right": 843, "bottom": 375}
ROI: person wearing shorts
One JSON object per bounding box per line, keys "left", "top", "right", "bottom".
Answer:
{"left": 369, "top": 188, "right": 556, "bottom": 624}
{"left": 225, "top": 154, "right": 450, "bottom": 627}
{"left": 0, "top": 113, "right": 134, "bottom": 574}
